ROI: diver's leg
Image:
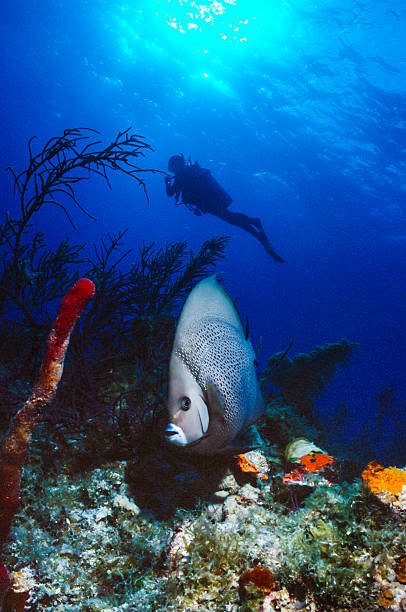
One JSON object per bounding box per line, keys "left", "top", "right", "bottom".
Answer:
{"left": 217, "top": 209, "right": 285, "bottom": 263}
{"left": 220, "top": 210, "right": 265, "bottom": 235}
{"left": 218, "top": 209, "right": 259, "bottom": 232}
{"left": 252, "top": 217, "right": 263, "bottom": 230}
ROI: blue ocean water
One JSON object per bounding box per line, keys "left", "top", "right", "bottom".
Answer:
{"left": 1, "top": 0, "right": 405, "bottom": 462}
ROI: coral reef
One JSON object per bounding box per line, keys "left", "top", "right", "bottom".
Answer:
{"left": 2, "top": 457, "right": 169, "bottom": 610}
{"left": 2, "top": 355, "right": 406, "bottom": 611}
{"left": 3, "top": 428, "right": 402, "bottom": 611}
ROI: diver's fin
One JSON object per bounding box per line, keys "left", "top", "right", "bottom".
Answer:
{"left": 222, "top": 424, "right": 264, "bottom": 454}
{"left": 259, "top": 233, "right": 285, "bottom": 263}
{"left": 264, "top": 242, "right": 285, "bottom": 263}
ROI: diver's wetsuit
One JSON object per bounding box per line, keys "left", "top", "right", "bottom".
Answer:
{"left": 165, "top": 157, "right": 284, "bottom": 263}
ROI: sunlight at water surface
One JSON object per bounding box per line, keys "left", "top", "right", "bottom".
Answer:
{"left": 154, "top": 0, "right": 289, "bottom": 49}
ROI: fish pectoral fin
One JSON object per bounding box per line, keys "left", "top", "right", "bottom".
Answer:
{"left": 205, "top": 382, "right": 227, "bottom": 429}
{"left": 226, "top": 424, "right": 264, "bottom": 454}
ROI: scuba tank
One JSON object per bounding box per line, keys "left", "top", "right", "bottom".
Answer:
{"left": 186, "top": 157, "right": 232, "bottom": 209}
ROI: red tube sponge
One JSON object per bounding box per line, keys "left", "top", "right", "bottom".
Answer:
{"left": 37, "top": 278, "right": 95, "bottom": 402}
{"left": 0, "top": 278, "right": 95, "bottom": 606}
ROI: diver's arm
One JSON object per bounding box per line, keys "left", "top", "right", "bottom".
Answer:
{"left": 185, "top": 203, "right": 203, "bottom": 215}
{"left": 165, "top": 176, "right": 183, "bottom": 201}
{"left": 165, "top": 175, "right": 176, "bottom": 196}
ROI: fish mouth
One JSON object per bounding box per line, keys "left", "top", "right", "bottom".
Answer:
{"left": 164, "top": 423, "right": 188, "bottom": 446}
{"left": 164, "top": 423, "right": 209, "bottom": 448}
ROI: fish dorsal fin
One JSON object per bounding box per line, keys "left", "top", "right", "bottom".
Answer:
{"left": 176, "top": 275, "right": 243, "bottom": 336}
{"left": 255, "top": 336, "right": 262, "bottom": 363}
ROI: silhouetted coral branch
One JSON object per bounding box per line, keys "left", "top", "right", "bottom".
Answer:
{"left": 0, "top": 235, "right": 84, "bottom": 327}
{"left": 261, "top": 339, "right": 359, "bottom": 419}
{"left": 7, "top": 127, "right": 155, "bottom": 239}
{"left": 129, "top": 234, "right": 230, "bottom": 318}
{"left": 0, "top": 127, "right": 159, "bottom": 324}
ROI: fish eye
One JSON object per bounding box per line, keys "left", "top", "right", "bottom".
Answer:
{"left": 180, "top": 396, "right": 191, "bottom": 411}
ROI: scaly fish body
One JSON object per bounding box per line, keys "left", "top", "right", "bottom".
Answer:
{"left": 165, "top": 275, "right": 264, "bottom": 454}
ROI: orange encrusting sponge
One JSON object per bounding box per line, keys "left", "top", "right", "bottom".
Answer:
{"left": 362, "top": 461, "right": 406, "bottom": 496}
{"left": 299, "top": 452, "right": 334, "bottom": 473}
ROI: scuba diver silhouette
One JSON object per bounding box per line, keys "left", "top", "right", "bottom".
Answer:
{"left": 164, "top": 154, "right": 284, "bottom": 263}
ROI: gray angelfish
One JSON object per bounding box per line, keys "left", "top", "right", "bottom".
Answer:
{"left": 165, "top": 275, "right": 265, "bottom": 454}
